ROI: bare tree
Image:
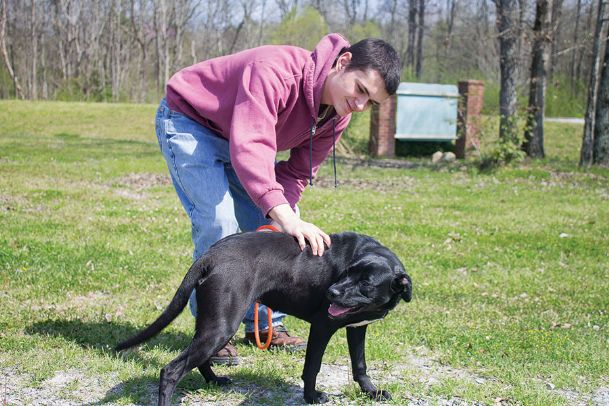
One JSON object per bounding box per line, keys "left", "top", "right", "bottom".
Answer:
{"left": 494, "top": 0, "right": 520, "bottom": 144}
{"left": 570, "top": 0, "right": 582, "bottom": 93}
{"left": 28, "top": 0, "right": 39, "bottom": 99}
{"left": 171, "top": 0, "right": 200, "bottom": 72}
{"left": 0, "top": 0, "right": 22, "bottom": 98}
{"left": 523, "top": 0, "right": 553, "bottom": 158}
{"left": 547, "top": 0, "right": 563, "bottom": 79}
{"left": 415, "top": 0, "right": 424, "bottom": 79}
{"left": 580, "top": 0, "right": 607, "bottom": 166}
{"left": 130, "top": 0, "right": 151, "bottom": 102}
{"left": 276, "top": 0, "right": 299, "bottom": 18}
{"left": 593, "top": 2, "right": 609, "bottom": 165}
{"left": 406, "top": 0, "right": 416, "bottom": 72}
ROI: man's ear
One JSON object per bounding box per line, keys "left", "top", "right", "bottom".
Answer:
{"left": 337, "top": 52, "right": 352, "bottom": 70}
{"left": 392, "top": 273, "right": 412, "bottom": 302}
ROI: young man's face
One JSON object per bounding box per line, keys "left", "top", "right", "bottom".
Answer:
{"left": 321, "top": 52, "right": 390, "bottom": 117}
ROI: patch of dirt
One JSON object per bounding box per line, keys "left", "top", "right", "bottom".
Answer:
{"left": 112, "top": 173, "right": 172, "bottom": 200}
{"left": 314, "top": 176, "right": 417, "bottom": 193}
{"left": 116, "top": 173, "right": 172, "bottom": 190}
{"left": 29, "top": 291, "right": 111, "bottom": 313}
{"left": 4, "top": 352, "right": 606, "bottom": 406}
{"left": 0, "top": 194, "right": 27, "bottom": 212}
{"left": 1, "top": 368, "right": 117, "bottom": 406}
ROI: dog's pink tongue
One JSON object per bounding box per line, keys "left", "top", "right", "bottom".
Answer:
{"left": 328, "top": 304, "right": 351, "bottom": 317}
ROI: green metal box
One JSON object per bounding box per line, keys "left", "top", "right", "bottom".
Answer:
{"left": 395, "top": 82, "right": 459, "bottom": 141}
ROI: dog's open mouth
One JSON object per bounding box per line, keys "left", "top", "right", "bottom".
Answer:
{"left": 328, "top": 303, "right": 358, "bottom": 318}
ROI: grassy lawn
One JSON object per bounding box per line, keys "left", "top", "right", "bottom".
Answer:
{"left": 1, "top": 100, "right": 608, "bottom": 405}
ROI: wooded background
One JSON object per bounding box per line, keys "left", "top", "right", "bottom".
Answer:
{"left": 0, "top": 0, "right": 595, "bottom": 107}
{"left": 1, "top": 0, "right": 607, "bottom": 165}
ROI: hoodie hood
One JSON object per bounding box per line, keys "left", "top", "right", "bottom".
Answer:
{"left": 303, "top": 33, "right": 351, "bottom": 120}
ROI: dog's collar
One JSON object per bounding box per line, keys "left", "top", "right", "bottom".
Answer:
{"left": 257, "top": 225, "right": 280, "bottom": 233}
{"left": 344, "top": 310, "right": 388, "bottom": 328}
{"left": 346, "top": 318, "right": 383, "bottom": 328}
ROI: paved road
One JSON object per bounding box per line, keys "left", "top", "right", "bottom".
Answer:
{"left": 545, "top": 117, "right": 585, "bottom": 124}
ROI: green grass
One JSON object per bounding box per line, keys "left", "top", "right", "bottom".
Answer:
{"left": 1, "top": 100, "right": 608, "bottom": 405}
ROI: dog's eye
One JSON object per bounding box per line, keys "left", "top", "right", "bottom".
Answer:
{"left": 360, "top": 280, "right": 371, "bottom": 288}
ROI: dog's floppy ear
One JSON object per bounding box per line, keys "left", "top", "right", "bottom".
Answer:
{"left": 392, "top": 273, "right": 412, "bottom": 302}
{"left": 345, "top": 256, "right": 372, "bottom": 273}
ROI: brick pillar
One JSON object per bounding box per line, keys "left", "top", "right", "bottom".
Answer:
{"left": 456, "top": 80, "right": 485, "bottom": 159}
{"left": 369, "top": 94, "right": 396, "bottom": 157}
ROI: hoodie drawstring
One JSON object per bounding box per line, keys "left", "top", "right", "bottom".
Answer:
{"left": 309, "top": 118, "right": 315, "bottom": 188}
{"left": 332, "top": 117, "right": 337, "bottom": 188}
{"left": 309, "top": 117, "right": 338, "bottom": 188}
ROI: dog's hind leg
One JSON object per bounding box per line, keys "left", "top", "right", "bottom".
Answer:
{"left": 198, "top": 360, "right": 231, "bottom": 385}
{"left": 158, "top": 327, "right": 237, "bottom": 406}
{"left": 158, "top": 347, "right": 193, "bottom": 406}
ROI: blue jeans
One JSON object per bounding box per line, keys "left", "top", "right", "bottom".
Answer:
{"left": 155, "top": 98, "right": 286, "bottom": 332}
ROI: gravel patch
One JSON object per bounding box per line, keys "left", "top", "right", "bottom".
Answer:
{"left": 593, "top": 388, "right": 609, "bottom": 405}
{"left": 2, "top": 368, "right": 118, "bottom": 406}
{"left": 5, "top": 354, "right": 607, "bottom": 405}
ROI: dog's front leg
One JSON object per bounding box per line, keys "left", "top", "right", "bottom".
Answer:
{"left": 302, "top": 322, "right": 335, "bottom": 404}
{"left": 347, "top": 325, "right": 391, "bottom": 401}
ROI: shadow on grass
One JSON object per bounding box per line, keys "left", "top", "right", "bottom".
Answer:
{"left": 26, "top": 319, "right": 304, "bottom": 405}
{"left": 26, "top": 318, "right": 192, "bottom": 355}
{"left": 88, "top": 369, "right": 304, "bottom": 406}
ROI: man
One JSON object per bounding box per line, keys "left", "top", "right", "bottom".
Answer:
{"left": 155, "top": 33, "right": 400, "bottom": 365}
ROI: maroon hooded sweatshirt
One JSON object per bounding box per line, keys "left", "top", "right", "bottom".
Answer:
{"left": 166, "top": 33, "right": 352, "bottom": 216}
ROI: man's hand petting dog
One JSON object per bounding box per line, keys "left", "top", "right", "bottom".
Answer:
{"left": 115, "top": 231, "right": 412, "bottom": 405}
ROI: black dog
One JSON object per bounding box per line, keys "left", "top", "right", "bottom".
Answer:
{"left": 116, "top": 231, "right": 412, "bottom": 405}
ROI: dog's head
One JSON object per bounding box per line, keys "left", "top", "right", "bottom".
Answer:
{"left": 326, "top": 247, "right": 412, "bottom": 324}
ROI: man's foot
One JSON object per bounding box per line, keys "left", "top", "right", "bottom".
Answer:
{"left": 209, "top": 342, "right": 240, "bottom": 366}
{"left": 244, "top": 324, "right": 307, "bottom": 351}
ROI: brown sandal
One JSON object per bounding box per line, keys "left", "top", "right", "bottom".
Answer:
{"left": 209, "top": 341, "right": 240, "bottom": 366}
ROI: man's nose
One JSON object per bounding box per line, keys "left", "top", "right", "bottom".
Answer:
{"left": 354, "top": 96, "right": 369, "bottom": 111}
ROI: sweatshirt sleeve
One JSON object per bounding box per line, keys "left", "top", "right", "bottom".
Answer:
{"left": 229, "top": 62, "right": 290, "bottom": 216}
{"left": 275, "top": 114, "right": 351, "bottom": 208}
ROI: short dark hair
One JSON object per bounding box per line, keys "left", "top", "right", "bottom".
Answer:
{"left": 341, "top": 38, "right": 401, "bottom": 95}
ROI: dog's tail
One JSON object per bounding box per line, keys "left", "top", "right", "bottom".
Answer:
{"left": 115, "top": 257, "right": 209, "bottom": 351}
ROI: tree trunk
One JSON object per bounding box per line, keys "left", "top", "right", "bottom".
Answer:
{"left": 0, "top": 0, "right": 23, "bottom": 98}
{"left": 415, "top": 0, "right": 424, "bottom": 79}
{"left": 517, "top": 0, "right": 526, "bottom": 62}
{"left": 580, "top": 0, "right": 606, "bottom": 166}
{"left": 593, "top": 4, "right": 609, "bottom": 166}
{"left": 523, "top": 0, "right": 552, "bottom": 158}
{"left": 30, "top": 0, "right": 38, "bottom": 99}
{"left": 130, "top": 0, "right": 148, "bottom": 103}
{"left": 406, "top": 0, "right": 416, "bottom": 72}
{"left": 495, "top": 0, "right": 520, "bottom": 144}
{"left": 570, "top": 0, "right": 582, "bottom": 93}
{"left": 547, "top": 0, "right": 563, "bottom": 79}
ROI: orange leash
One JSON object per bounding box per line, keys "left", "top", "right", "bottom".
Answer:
{"left": 253, "top": 302, "right": 273, "bottom": 350}
{"left": 252, "top": 225, "right": 280, "bottom": 350}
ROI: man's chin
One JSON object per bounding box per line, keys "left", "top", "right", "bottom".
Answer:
{"left": 336, "top": 108, "right": 352, "bottom": 117}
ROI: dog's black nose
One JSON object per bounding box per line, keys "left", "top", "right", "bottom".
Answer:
{"left": 327, "top": 287, "right": 340, "bottom": 299}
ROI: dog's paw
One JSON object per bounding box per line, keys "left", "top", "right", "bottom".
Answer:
{"left": 304, "top": 390, "right": 329, "bottom": 404}
{"left": 365, "top": 388, "right": 391, "bottom": 401}
{"left": 209, "top": 376, "right": 232, "bottom": 386}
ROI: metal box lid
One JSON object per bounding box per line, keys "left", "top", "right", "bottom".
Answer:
{"left": 395, "top": 82, "right": 459, "bottom": 141}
